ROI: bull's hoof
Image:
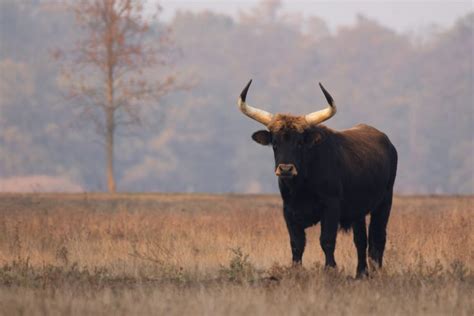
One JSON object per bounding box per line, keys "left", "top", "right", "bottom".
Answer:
{"left": 368, "top": 258, "right": 381, "bottom": 271}
{"left": 323, "top": 265, "right": 338, "bottom": 274}
{"left": 291, "top": 261, "right": 303, "bottom": 269}
{"left": 355, "top": 269, "right": 369, "bottom": 279}
{"left": 324, "top": 261, "right": 337, "bottom": 269}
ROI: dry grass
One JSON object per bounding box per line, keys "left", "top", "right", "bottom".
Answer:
{"left": 0, "top": 193, "right": 472, "bottom": 315}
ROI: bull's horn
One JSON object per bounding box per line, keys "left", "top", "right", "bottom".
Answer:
{"left": 238, "top": 79, "right": 273, "bottom": 126}
{"left": 304, "top": 83, "right": 337, "bottom": 125}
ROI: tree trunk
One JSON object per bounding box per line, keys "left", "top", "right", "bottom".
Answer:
{"left": 105, "top": 108, "right": 116, "bottom": 193}
{"left": 104, "top": 4, "right": 117, "bottom": 193}
{"left": 105, "top": 46, "right": 116, "bottom": 192}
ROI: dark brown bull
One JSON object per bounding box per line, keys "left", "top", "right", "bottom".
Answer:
{"left": 238, "top": 80, "right": 398, "bottom": 277}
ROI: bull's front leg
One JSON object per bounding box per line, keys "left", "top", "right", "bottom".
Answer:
{"left": 283, "top": 205, "right": 306, "bottom": 265}
{"left": 320, "top": 198, "right": 340, "bottom": 268}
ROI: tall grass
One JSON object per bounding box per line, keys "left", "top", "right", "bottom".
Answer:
{"left": 0, "top": 194, "right": 472, "bottom": 315}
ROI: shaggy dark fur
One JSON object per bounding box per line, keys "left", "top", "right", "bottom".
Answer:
{"left": 244, "top": 86, "right": 398, "bottom": 278}
{"left": 267, "top": 114, "right": 309, "bottom": 133}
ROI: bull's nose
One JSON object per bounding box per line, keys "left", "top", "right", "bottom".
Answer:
{"left": 276, "top": 164, "right": 298, "bottom": 177}
{"left": 280, "top": 164, "right": 294, "bottom": 172}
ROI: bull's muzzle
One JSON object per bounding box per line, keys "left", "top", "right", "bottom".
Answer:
{"left": 276, "top": 164, "right": 298, "bottom": 178}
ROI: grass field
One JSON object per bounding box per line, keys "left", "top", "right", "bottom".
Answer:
{"left": 0, "top": 193, "right": 472, "bottom": 315}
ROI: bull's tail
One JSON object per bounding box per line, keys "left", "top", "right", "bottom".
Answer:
{"left": 388, "top": 144, "right": 398, "bottom": 190}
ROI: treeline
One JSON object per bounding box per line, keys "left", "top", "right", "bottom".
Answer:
{"left": 0, "top": 1, "right": 472, "bottom": 194}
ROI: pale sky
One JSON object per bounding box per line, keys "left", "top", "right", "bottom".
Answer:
{"left": 153, "top": 0, "right": 472, "bottom": 33}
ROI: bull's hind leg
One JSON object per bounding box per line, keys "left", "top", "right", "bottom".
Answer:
{"left": 352, "top": 218, "right": 368, "bottom": 278}
{"left": 368, "top": 191, "right": 393, "bottom": 269}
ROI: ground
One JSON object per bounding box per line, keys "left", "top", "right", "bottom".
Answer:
{"left": 0, "top": 193, "right": 472, "bottom": 315}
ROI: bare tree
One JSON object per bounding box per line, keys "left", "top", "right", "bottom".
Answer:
{"left": 57, "top": 0, "right": 179, "bottom": 192}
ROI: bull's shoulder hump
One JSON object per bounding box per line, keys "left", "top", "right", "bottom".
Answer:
{"left": 344, "top": 123, "right": 378, "bottom": 132}
{"left": 338, "top": 124, "right": 393, "bottom": 147}
{"left": 341, "top": 124, "right": 384, "bottom": 136}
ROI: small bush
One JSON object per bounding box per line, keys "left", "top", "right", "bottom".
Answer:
{"left": 219, "top": 247, "right": 257, "bottom": 283}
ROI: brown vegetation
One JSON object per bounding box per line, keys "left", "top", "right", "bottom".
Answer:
{"left": 0, "top": 194, "right": 472, "bottom": 315}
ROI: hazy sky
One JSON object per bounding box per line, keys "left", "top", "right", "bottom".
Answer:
{"left": 154, "top": 0, "right": 472, "bottom": 33}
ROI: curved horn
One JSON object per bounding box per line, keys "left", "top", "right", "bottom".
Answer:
{"left": 237, "top": 79, "right": 273, "bottom": 126}
{"left": 304, "top": 83, "right": 337, "bottom": 125}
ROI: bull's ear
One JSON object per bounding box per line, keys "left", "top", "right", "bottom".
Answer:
{"left": 252, "top": 130, "right": 272, "bottom": 146}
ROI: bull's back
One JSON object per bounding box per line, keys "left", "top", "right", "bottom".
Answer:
{"left": 335, "top": 124, "right": 397, "bottom": 215}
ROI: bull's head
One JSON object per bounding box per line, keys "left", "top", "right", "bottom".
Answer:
{"left": 238, "top": 79, "right": 336, "bottom": 179}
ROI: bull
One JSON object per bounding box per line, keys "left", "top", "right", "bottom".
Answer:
{"left": 237, "top": 80, "right": 398, "bottom": 277}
